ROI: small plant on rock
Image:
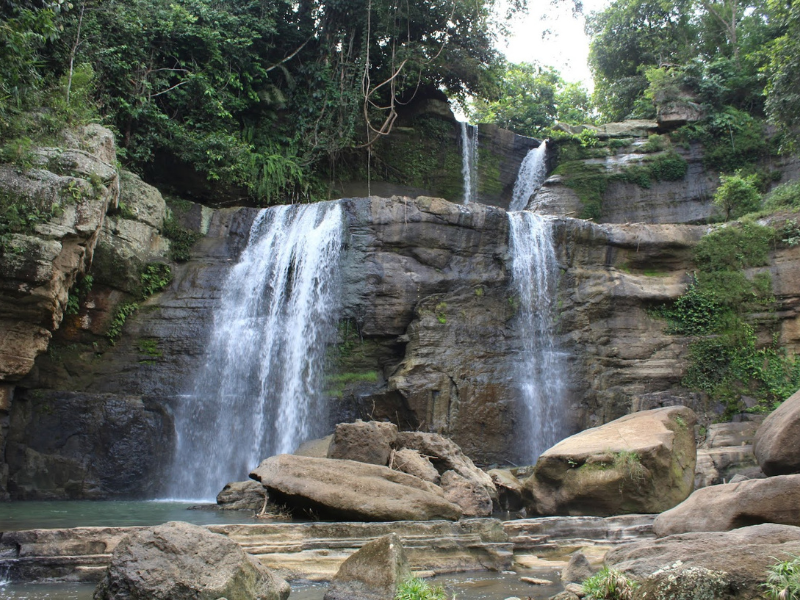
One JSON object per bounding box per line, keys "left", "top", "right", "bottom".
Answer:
{"left": 395, "top": 577, "right": 451, "bottom": 600}
{"left": 582, "top": 567, "right": 638, "bottom": 600}
{"left": 765, "top": 555, "right": 800, "bottom": 599}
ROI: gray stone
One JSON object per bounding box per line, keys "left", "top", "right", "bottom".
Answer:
{"left": 328, "top": 420, "right": 398, "bottom": 465}
{"left": 633, "top": 564, "right": 731, "bottom": 600}
{"left": 653, "top": 474, "right": 800, "bottom": 536}
{"left": 754, "top": 389, "right": 800, "bottom": 476}
{"left": 93, "top": 521, "right": 290, "bottom": 600}
{"left": 216, "top": 480, "right": 267, "bottom": 511}
{"left": 561, "top": 551, "right": 595, "bottom": 584}
{"left": 703, "top": 421, "right": 760, "bottom": 449}
{"left": 251, "top": 454, "right": 461, "bottom": 521}
{"left": 324, "top": 533, "right": 410, "bottom": 600}
{"left": 440, "top": 470, "right": 493, "bottom": 517}
{"left": 295, "top": 435, "right": 333, "bottom": 458}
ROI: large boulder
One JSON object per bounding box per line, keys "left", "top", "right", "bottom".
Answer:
{"left": 324, "top": 533, "right": 411, "bottom": 600}
{"left": 392, "top": 448, "right": 440, "bottom": 484}
{"left": 653, "top": 474, "right": 800, "bottom": 536}
{"left": 396, "top": 431, "right": 496, "bottom": 500}
{"left": 93, "top": 521, "right": 290, "bottom": 600}
{"left": 605, "top": 523, "right": 800, "bottom": 599}
{"left": 251, "top": 454, "right": 461, "bottom": 521}
{"left": 328, "top": 420, "right": 398, "bottom": 465}
{"left": 754, "top": 390, "right": 800, "bottom": 476}
{"left": 440, "top": 470, "right": 493, "bottom": 517}
{"left": 524, "top": 406, "right": 697, "bottom": 516}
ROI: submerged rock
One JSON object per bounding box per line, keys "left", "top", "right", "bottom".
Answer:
{"left": 606, "top": 523, "right": 800, "bottom": 599}
{"left": 653, "top": 474, "right": 800, "bottom": 536}
{"left": 93, "top": 520, "right": 290, "bottom": 600}
{"left": 251, "top": 454, "right": 462, "bottom": 521}
{"left": 324, "top": 533, "right": 411, "bottom": 600}
{"left": 524, "top": 406, "right": 697, "bottom": 516}
{"left": 754, "top": 389, "right": 800, "bottom": 476}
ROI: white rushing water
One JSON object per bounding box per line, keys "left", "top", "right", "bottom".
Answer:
{"left": 509, "top": 142, "right": 548, "bottom": 212}
{"left": 461, "top": 122, "right": 479, "bottom": 204}
{"left": 508, "top": 210, "right": 569, "bottom": 463}
{"left": 168, "top": 201, "right": 343, "bottom": 500}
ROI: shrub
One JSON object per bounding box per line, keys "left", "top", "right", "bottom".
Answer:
{"left": 583, "top": 567, "right": 638, "bottom": 600}
{"left": 713, "top": 172, "right": 762, "bottom": 221}
{"left": 394, "top": 577, "right": 450, "bottom": 600}
{"left": 764, "top": 181, "right": 800, "bottom": 211}
{"left": 764, "top": 555, "right": 800, "bottom": 600}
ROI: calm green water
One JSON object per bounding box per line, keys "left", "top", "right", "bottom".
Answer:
{"left": 0, "top": 571, "right": 563, "bottom": 600}
{"left": 0, "top": 501, "right": 264, "bottom": 532}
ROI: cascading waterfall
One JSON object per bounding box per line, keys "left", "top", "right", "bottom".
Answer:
{"left": 508, "top": 210, "right": 569, "bottom": 463}
{"left": 509, "top": 141, "right": 548, "bottom": 212}
{"left": 461, "top": 121, "right": 479, "bottom": 204}
{"left": 167, "top": 201, "right": 343, "bottom": 500}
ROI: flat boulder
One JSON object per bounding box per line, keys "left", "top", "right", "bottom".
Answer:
{"left": 605, "top": 523, "right": 800, "bottom": 599}
{"left": 94, "top": 521, "right": 290, "bottom": 600}
{"left": 524, "top": 406, "right": 697, "bottom": 516}
{"left": 328, "top": 420, "right": 398, "bottom": 465}
{"left": 324, "top": 533, "right": 410, "bottom": 600}
{"left": 251, "top": 454, "right": 461, "bottom": 521}
{"left": 653, "top": 474, "right": 800, "bottom": 536}
{"left": 396, "top": 431, "right": 496, "bottom": 500}
{"left": 754, "top": 390, "right": 800, "bottom": 476}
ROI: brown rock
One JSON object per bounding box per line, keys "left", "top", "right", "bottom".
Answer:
{"left": 216, "top": 480, "right": 267, "bottom": 511}
{"left": 396, "top": 431, "right": 496, "bottom": 499}
{"left": 440, "top": 470, "right": 493, "bottom": 517}
{"left": 251, "top": 454, "right": 461, "bottom": 521}
{"left": 488, "top": 468, "right": 525, "bottom": 512}
{"left": 561, "top": 551, "right": 595, "bottom": 584}
{"left": 633, "top": 564, "right": 732, "bottom": 600}
{"left": 93, "top": 521, "right": 290, "bottom": 600}
{"left": 328, "top": 420, "right": 398, "bottom": 466}
{"left": 324, "top": 533, "right": 411, "bottom": 600}
{"left": 392, "top": 448, "right": 440, "bottom": 484}
{"left": 754, "top": 390, "right": 800, "bottom": 476}
{"left": 524, "top": 406, "right": 697, "bottom": 516}
{"left": 606, "top": 523, "right": 800, "bottom": 599}
{"left": 653, "top": 474, "right": 800, "bottom": 536}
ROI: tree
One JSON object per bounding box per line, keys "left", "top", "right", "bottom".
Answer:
{"left": 764, "top": 0, "right": 800, "bottom": 152}
{"left": 713, "top": 171, "right": 761, "bottom": 220}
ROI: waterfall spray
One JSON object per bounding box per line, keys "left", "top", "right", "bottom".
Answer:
{"left": 167, "top": 201, "right": 343, "bottom": 500}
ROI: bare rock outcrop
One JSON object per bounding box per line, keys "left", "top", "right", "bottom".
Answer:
{"left": 324, "top": 533, "right": 411, "bottom": 600}
{"left": 754, "top": 389, "right": 800, "bottom": 476}
{"left": 606, "top": 523, "right": 800, "bottom": 599}
{"left": 524, "top": 406, "right": 697, "bottom": 516}
{"left": 93, "top": 521, "right": 290, "bottom": 600}
{"left": 250, "top": 454, "right": 462, "bottom": 521}
{"left": 328, "top": 420, "right": 398, "bottom": 465}
{"left": 440, "top": 470, "right": 493, "bottom": 517}
{"left": 653, "top": 474, "right": 800, "bottom": 536}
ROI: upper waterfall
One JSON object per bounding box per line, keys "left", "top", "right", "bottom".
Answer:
{"left": 461, "top": 122, "right": 479, "bottom": 204}
{"left": 167, "top": 201, "right": 344, "bottom": 500}
{"left": 509, "top": 142, "right": 548, "bottom": 212}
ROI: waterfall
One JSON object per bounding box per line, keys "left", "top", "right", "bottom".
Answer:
{"left": 509, "top": 142, "right": 548, "bottom": 212}
{"left": 508, "top": 210, "right": 569, "bottom": 463}
{"left": 461, "top": 122, "right": 479, "bottom": 204}
{"left": 167, "top": 201, "right": 343, "bottom": 501}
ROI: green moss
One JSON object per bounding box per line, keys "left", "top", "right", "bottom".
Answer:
{"left": 435, "top": 302, "right": 447, "bottom": 324}
{"left": 477, "top": 146, "right": 503, "bottom": 197}
{"left": 136, "top": 338, "right": 162, "bottom": 359}
{"left": 553, "top": 160, "right": 608, "bottom": 220}
{"left": 324, "top": 371, "right": 379, "bottom": 399}
{"left": 162, "top": 216, "right": 201, "bottom": 263}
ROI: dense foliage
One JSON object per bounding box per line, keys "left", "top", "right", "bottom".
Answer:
{"left": 0, "top": 0, "right": 527, "bottom": 204}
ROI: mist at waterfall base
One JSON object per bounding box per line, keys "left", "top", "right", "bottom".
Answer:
{"left": 461, "top": 122, "right": 479, "bottom": 204}
{"left": 507, "top": 142, "right": 570, "bottom": 463}
{"left": 166, "top": 202, "right": 344, "bottom": 501}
